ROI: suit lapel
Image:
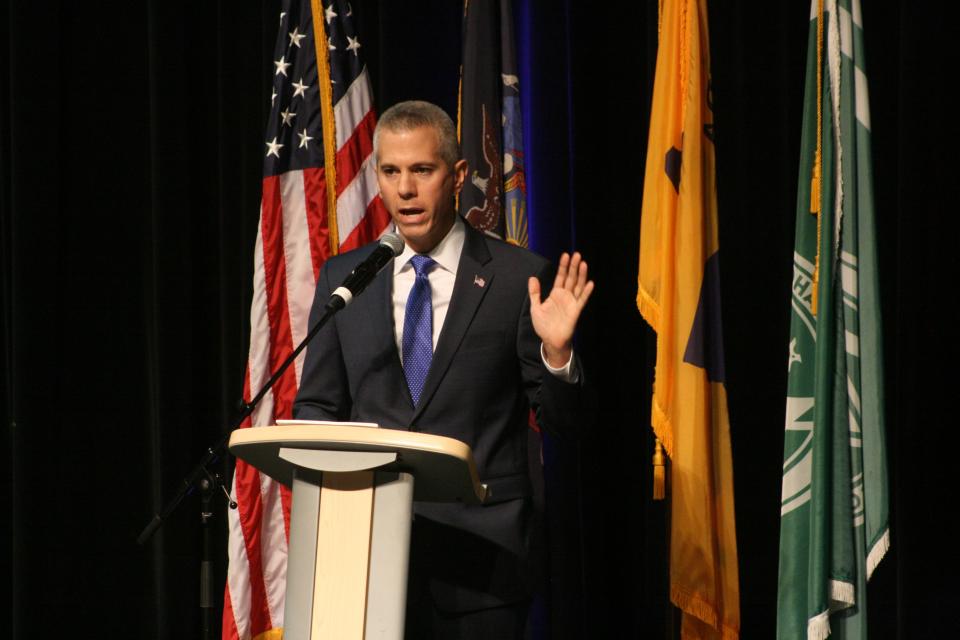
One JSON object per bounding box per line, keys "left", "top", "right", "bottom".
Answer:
{"left": 411, "top": 224, "right": 493, "bottom": 423}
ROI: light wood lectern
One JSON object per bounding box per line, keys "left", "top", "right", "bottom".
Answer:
{"left": 228, "top": 423, "right": 488, "bottom": 640}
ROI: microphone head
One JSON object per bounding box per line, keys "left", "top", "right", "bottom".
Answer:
{"left": 379, "top": 232, "right": 405, "bottom": 257}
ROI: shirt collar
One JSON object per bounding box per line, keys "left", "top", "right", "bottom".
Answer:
{"left": 394, "top": 216, "right": 465, "bottom": 277}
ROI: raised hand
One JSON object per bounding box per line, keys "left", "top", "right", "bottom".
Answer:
{"left": 528, "top": 252, "right": 595, "bottom": 368}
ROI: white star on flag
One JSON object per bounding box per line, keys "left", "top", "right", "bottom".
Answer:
{"left": 274, "top": 56, "right": 291, "bottom": 77}
{"left": 346, "top": 35, "right": 361, "bottom": 56}
{"left": 288, "top": 28, "right": 307, "bottom": 48}
{"left": 292, "top": 78, "right": 309, "bottom": 98}
{"left": 265, "top": 137, "right": 283, "bottom": 158}
{"left": 325, "top": 5, "right": 337, "bottom": 24}
{"left": 297, "top": 129, "right": 313, "bottom": 149}
{"left": 280, "top": 108, "right": 296, "bottom": 126}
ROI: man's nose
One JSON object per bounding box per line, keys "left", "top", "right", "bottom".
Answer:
{"left": 398, "top": 171, "right": 416, "bottom": 198}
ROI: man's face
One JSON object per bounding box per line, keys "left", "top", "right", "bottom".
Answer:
{"left": 376, "top": 126, "right": 467, "bottom": 254}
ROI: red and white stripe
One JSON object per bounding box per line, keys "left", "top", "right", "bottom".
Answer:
{"left": 222, "top": 66, "right": 389, "bottom": 640}
{"left": 335, "top": 68, "right": 391, "bottom": 252}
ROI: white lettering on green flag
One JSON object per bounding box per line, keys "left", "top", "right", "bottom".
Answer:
{"left": 777, "top": 1, "right": 890, "bottom": 639}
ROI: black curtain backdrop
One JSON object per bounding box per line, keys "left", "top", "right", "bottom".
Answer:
{"left": 2, "top": 1, "right": 957, "bottom": 638}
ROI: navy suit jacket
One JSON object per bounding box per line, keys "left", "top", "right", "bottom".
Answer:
{"left": 293, "top": 220, "right": 584, "bottom": 612}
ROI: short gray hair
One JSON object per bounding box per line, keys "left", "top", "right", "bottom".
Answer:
{"left": 373, "top": 100, "right": 461, "bottom": 168}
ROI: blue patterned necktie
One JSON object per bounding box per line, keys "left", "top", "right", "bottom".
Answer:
{"left": 402, "top": 255, "right": 436, "bottom": 406}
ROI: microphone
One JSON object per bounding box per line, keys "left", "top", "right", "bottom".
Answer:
{"left": 326, "top": 232, "right": 405, "bottom": 310}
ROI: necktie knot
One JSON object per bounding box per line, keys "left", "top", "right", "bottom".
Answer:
{"left": 410, "top": 254, "right": 435, "bottom": 278}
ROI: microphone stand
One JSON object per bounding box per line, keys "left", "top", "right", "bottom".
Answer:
{"left": 137, "top": 300, "right": 342, "bottom": 639}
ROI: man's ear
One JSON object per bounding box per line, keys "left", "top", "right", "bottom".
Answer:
{"left": 453, "top": 159, "right": 468, "bottom": 194}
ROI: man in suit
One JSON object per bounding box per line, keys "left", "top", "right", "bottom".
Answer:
{"left": 293, "top": 100, "right": 593, "bottom": 639}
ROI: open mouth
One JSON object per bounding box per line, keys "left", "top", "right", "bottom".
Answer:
{"left": 399, "top": 207, "right": 425, "bottom": 216}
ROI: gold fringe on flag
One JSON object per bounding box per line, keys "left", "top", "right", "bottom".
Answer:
{"left": 810, "top": 0, "right": 824, "bottom": 315}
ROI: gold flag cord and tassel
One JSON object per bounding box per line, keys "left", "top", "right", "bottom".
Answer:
{"left": 653, "top": 438, "right": 666, "bottom": 500}
{"left": 311, "top": 0, "right": 340, "bottom": 257}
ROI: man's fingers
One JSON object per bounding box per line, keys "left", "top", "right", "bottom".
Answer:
{"left": 564, "top": 252, "right": 581, "bottom": 291}
{"left": 573, "top": 260, "right": 589, "bottom": 297}
{"left": 553, "top": 252, "right": 570, "bottom": 292}
{"left": 549, "top": 252, "right": 592, "bottom": 305}
{"left": 577, "top": 280, "right": 595, "bottom": 310}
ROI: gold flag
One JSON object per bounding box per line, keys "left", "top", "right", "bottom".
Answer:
{"left": 636, "top": 0, "right": 740, "bottom": 637}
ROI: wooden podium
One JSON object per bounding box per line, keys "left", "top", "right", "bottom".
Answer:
{"left": 228, "top": 423, "right": 488, "bottom": 640}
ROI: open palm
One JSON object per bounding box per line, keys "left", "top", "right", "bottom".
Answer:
{"left": 528, "top": 252, "right": 594, "bottom": 368}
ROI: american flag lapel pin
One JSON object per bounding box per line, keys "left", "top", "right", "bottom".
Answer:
{"left": 474, "top": 274, "right": 486, "bottom": 288}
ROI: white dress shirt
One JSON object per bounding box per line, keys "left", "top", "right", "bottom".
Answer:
{"left": 392, "top": 217, "right": 576, "bottom": 381}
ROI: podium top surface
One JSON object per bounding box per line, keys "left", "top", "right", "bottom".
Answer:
{"left": 229, "top": 423, "right": 487, "bottom": 504}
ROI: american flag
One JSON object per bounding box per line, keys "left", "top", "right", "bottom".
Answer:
{"left": 223, "top": 1, "right": 389, "bottom": 638}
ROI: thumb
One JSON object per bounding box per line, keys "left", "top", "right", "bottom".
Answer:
{"left": 528, "top": 276, "right": 541, "bottom": 309}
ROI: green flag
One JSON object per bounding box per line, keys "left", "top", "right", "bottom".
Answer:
{"left": 777, "top": 1, "right": 890, "bottom": 638}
